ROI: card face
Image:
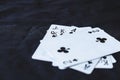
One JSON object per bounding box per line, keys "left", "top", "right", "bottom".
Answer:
{"left": 32, "top": 25, "right": 92, "bottom": 66}
{"left": 41, "top": 27, "right": 120, "bottom": 69}
{"left": 95, "top": 55, "right": 113, "bottom": 69}
{"left": 32, "top": 25, "right": 91, "bottom": 63}
{"left": 33, "top": 25, "right": 120, "bottom": 69}
{"left": 31, "top": 24, "right": 119, "bottom": 74}
{"left": 70, "top": 58, "right": 100, "bottom": 74}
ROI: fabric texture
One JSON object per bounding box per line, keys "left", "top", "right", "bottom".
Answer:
{"left": 0, "top": 0, "right": 120, "bottom": 80}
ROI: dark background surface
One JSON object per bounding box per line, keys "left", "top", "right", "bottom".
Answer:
{"left": 0, "top": 0, "right": 120, "bottom": 80}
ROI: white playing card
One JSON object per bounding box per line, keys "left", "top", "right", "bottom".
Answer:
{"left": 32, "top": 24, "right": 91, "bottom": 64}
{"left": 41, "top": 27, "right": 120, "bottom": 69}
{"left": 95, "top": 55, "right": 113, "bottom": 69}
{"left": 31, "top": 24, "right": 119, "bottom": 75}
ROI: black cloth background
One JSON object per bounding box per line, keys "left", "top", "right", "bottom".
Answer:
{"left": 0, "top": 0, "right": 120, "bottom": 80}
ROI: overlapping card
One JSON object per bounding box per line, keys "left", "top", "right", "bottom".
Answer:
{"left": 32, "top": 24, "right": 119, "bottom": 74}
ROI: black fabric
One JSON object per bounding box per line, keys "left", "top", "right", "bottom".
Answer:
{"left": 0, "top": 0, "right": 120, "bottom": 80}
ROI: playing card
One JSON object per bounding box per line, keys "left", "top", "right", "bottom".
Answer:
{"left": 41, "top": 27, "right": 120, "bottom": 69}
{"left": 31, "top": 24, "right": 119, "bottom": 75}
{"left": 32, "top": 24, "right": 78, "bottom": 62}
{"left": 32, "top": 24, "right": 92, "bottom": 63}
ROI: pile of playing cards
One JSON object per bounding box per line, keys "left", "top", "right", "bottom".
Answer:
{"left": 32, "top": 24, "right": 120, "bottom": 74}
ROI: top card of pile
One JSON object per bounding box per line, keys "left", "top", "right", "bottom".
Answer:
{"left": 33, "top": 24, "right": 120, "bottom": 69}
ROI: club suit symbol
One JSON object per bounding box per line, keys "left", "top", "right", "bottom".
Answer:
{"left": 88, "top": 61, "right": 92, "bottom": 64}
{"left": 73, "top": 59, "right": 78, "bottom": 62}
{"left": 102, "top": 56, "right": 107, "bottom": 59}
{"left": 51, "top": 31, "right": 57, "bottom": 37}
{"left": 57, "top": 47, "right": 70, "bottom": 53}
{"left": 96, "top": 37, "right": 107, "bottom": 43}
